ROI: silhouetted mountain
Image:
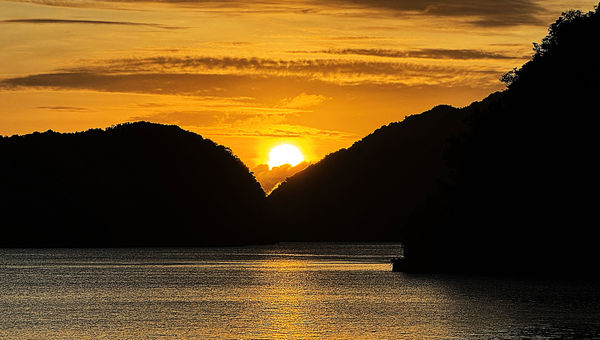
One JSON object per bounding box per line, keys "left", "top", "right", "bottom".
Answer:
{"left": 268, "top": 5, "right": 600, "bottom": 275}
{"left": 0, "top": 122, "right": 266, "bottom": 247}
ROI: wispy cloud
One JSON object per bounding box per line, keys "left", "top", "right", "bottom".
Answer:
{"left": 0, "top": 54, "right": 503, "bottom": 97}
{"left": 207, "top": 124, "right": 356, "bottom": 139}
{"left": 0, "top": 61, "right": 500, "bottom": 95}
{"left": 129, "top": 106, "right": 304, "bottom": 127}
{"left": 36, "top": 106, "right": 89, "bottom": 111}
{"left": 280, "top": 93, "right": 331, "bottom": 108}
{"left": 290, "top": 48, "right": 523, "bottom": 60}
{"left": 39, "top": 55, "right": 502, "bottom": 86}
{"left": 320, "top": 36, "right": 384, "bottom": 41}
{"left": 1, "top": 18, "right": 181, "bottom": 29}
{"left": 6, "top": 0, "right": 548, "bottom": 26}
{"left": 130, "top": 110, "right": 224, "bottom": 127}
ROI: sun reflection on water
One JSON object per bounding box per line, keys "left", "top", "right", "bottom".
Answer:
{"left": 247, "top": 259, "right": 315, "bottom": 338}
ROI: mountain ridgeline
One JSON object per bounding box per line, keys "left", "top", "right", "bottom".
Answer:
{"left": 268, "top": 6, "right": 600, "bottom": 275}
{"left": 0, "top": 122, "right": 266, "bottom": 246}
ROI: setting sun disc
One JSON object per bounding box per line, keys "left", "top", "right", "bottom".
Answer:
{"left": 267, "top": 144, "right": 304, "bottom": 169}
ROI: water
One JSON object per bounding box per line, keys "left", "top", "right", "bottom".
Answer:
{"left": 1, "top": 244, "right": 599, "bottom": 339}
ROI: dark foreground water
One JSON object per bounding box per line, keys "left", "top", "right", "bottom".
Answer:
{"left": 1, "top": 244, "right": 599, "bottom": 339}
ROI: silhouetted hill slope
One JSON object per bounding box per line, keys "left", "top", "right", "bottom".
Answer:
{"left": 268, "top": 5, "right": 600, "bottom": 275}
{"left": 268, "top": 98, "right": 498, "bottom": 241}
{"left": 0, "top": 122, "right": 266, "bottom": 246}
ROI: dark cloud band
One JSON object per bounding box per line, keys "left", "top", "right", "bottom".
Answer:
{"left": 290, "top": 48, "right": 522, "bottom": 60}
{"left": 321, "top": 0, "right": 545, "bottom": 26}
{"left": 58, "top": 56, "right": 501, "bottom": 79}
{"left": 0, "top": 55, "right": 503, "bottom": 95}
{"left": 1, "top": 18, "right": 180, "bottom": 29}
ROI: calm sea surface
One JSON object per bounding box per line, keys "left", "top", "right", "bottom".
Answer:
{"left": 1, "top": 244, "right": 599, "bottom": 339}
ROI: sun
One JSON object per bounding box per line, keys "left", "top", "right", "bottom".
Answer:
{"left": 268, "top": 144, "right": 304, "bottom": 169}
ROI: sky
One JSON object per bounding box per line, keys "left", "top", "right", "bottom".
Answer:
{"left": 1, "top": 0, "right": 597, "bottom": 189}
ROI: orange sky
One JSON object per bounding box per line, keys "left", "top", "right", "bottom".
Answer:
{"left": 1, "top": 0, "right": 597, "bottom": 180}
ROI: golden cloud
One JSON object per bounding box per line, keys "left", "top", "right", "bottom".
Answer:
{"left": 280, "top": 93, "right": 332, "bottom": 108}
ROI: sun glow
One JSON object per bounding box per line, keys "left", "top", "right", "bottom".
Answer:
{"left": 268, "top": 144, "right": 304, "bottom": 169}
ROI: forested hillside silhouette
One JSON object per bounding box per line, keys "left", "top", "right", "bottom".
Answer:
{"left": 268, "top": 5, "right": 600, "bottom": 275}
{"left": 0, "top": 122, "right": 266, "bottom": 246}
